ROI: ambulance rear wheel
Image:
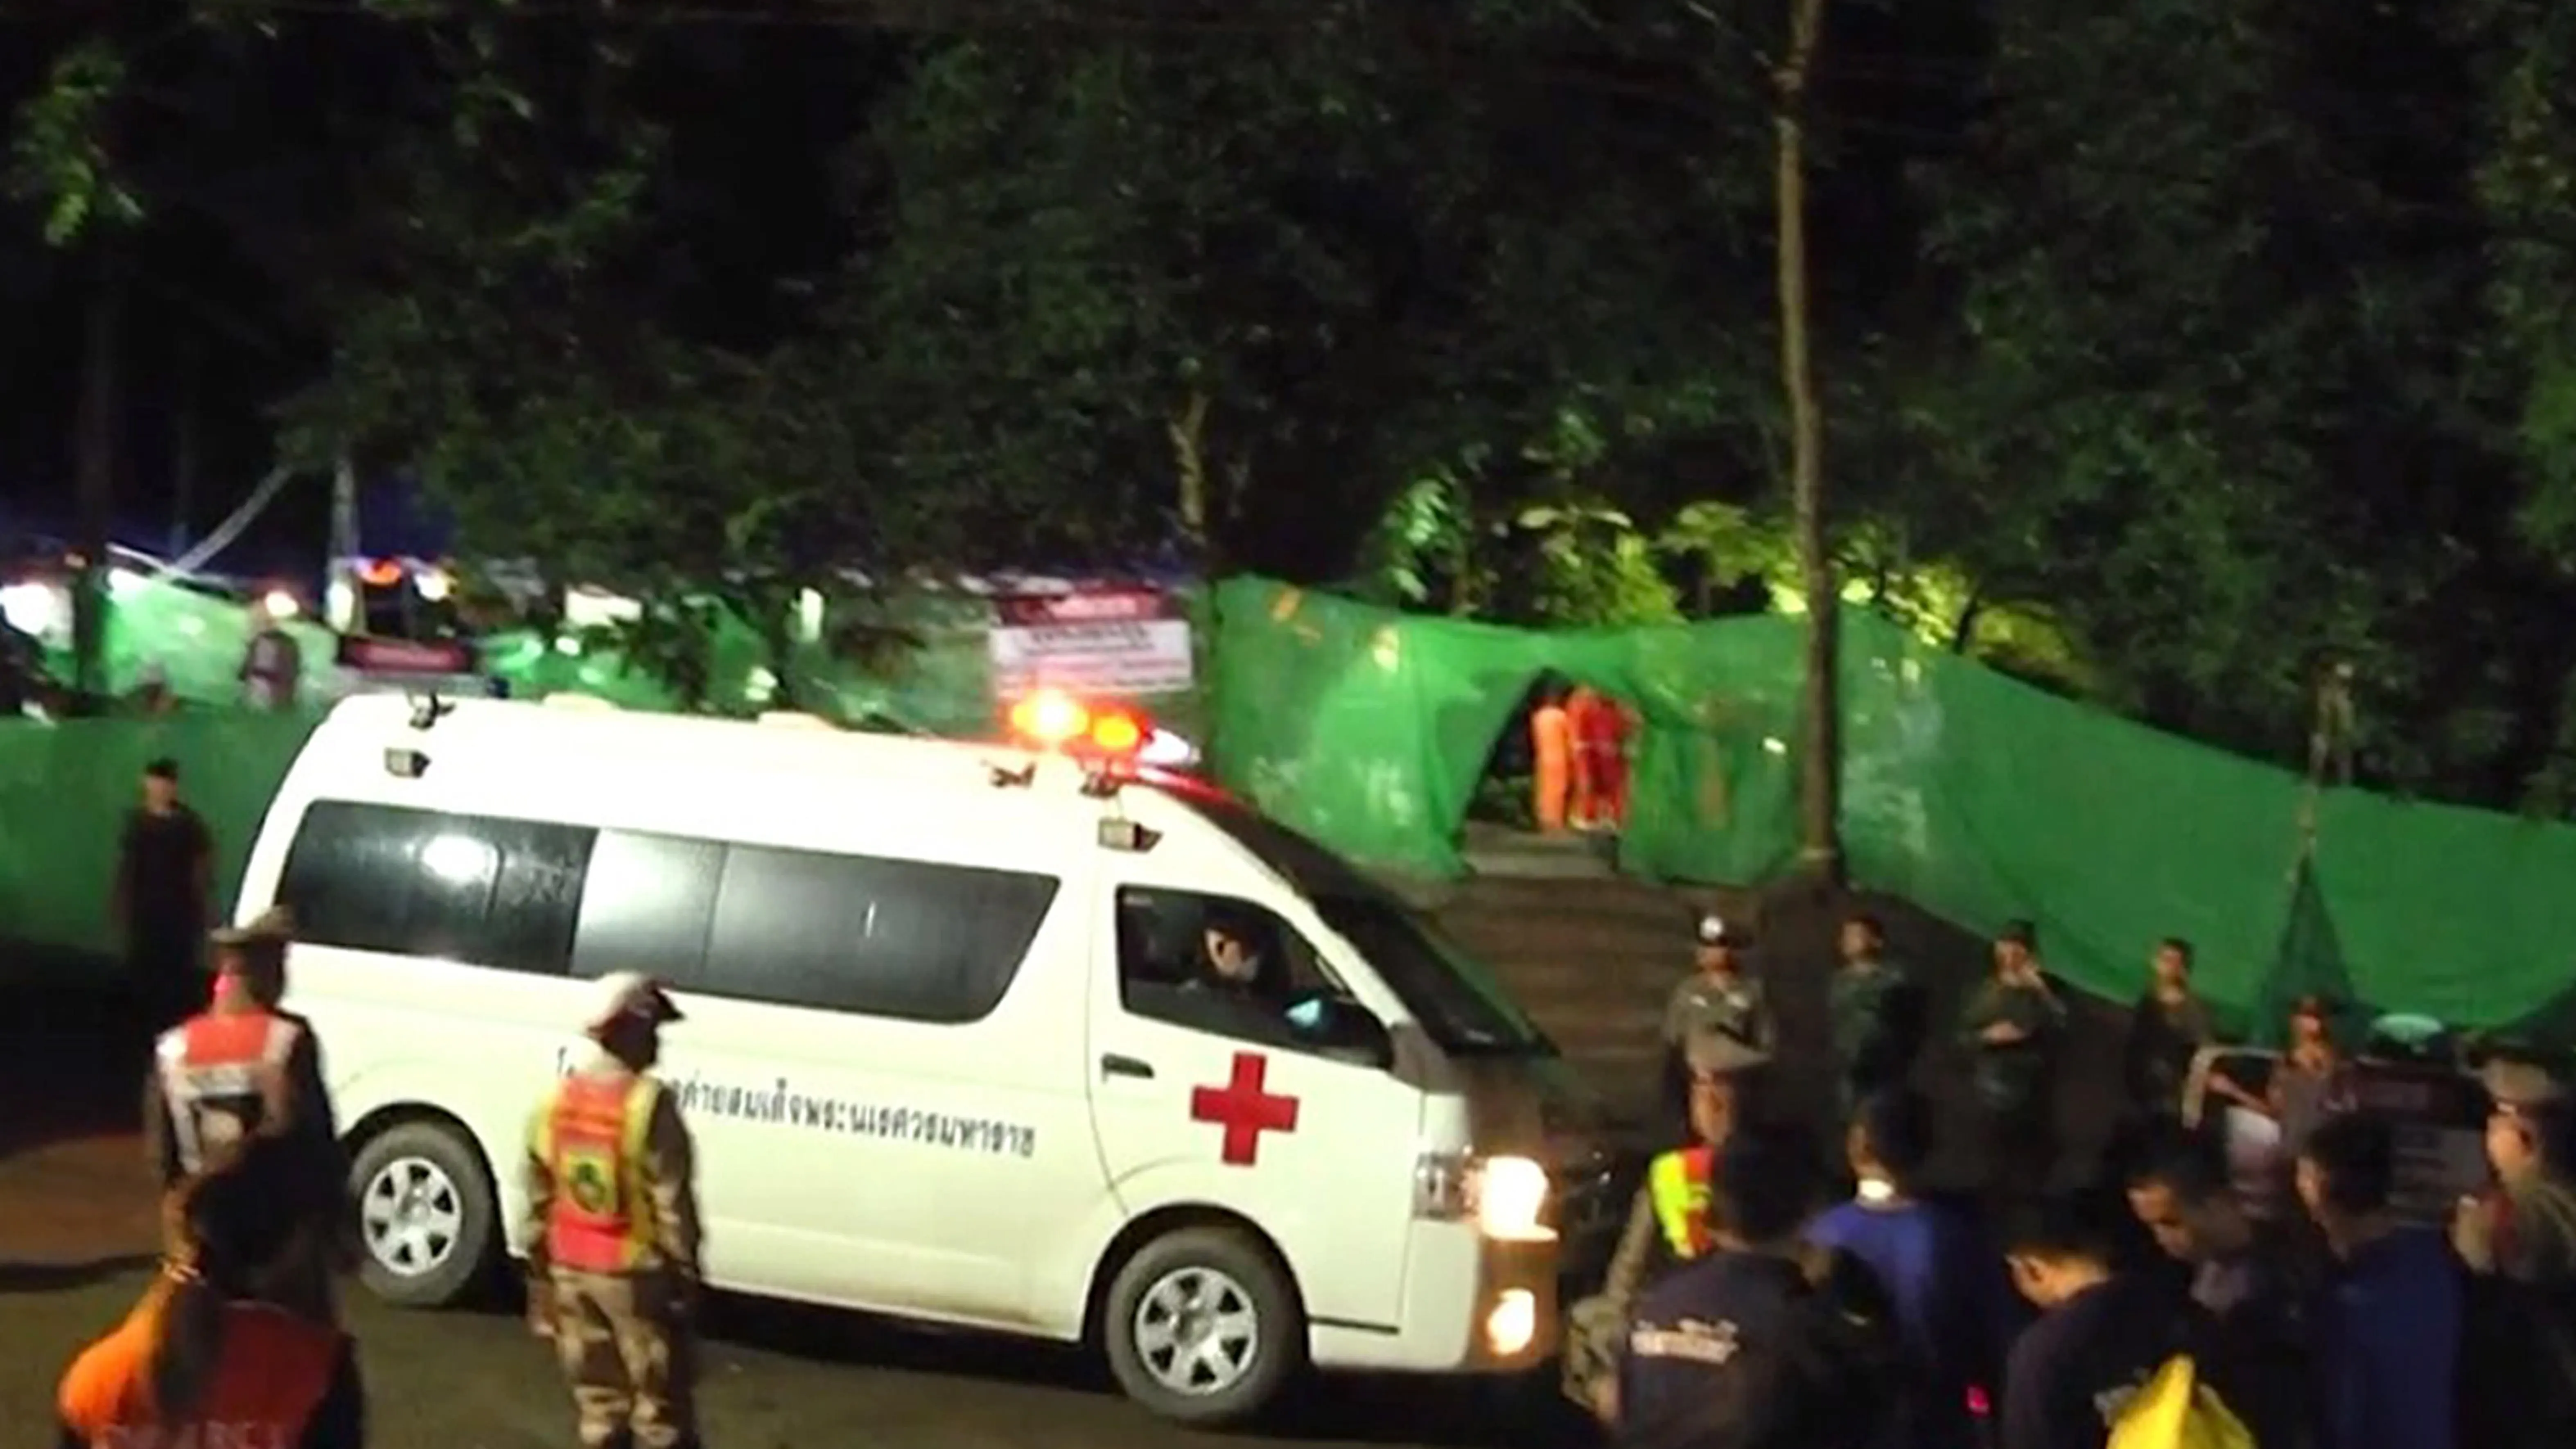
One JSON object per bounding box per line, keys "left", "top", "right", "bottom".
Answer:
{"left": 350, "top": 1121, "right": 495, "bottom": 1309}
{"left": 1103, "top": 1227, "right": 1303, "bottom": 1426}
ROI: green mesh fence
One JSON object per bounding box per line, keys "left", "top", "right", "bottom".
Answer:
{"left": 15, "top": 573, "right": 2576, "bottom": 1036}
{"left": 1202, "top": 578, "right": 2576, "bottom": 1034}
{"left": 0, "top": 710, "right": 320, "bottom": 961}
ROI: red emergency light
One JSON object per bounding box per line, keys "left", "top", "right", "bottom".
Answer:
{"left": 1007, "top": 689, "right": 1148, "bottom": 762}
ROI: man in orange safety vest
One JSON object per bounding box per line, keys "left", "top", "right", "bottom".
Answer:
{"left": 144, "top": 905, "right": 350, "bottom": 1323}
{"left": 524, "top": 971, "right": 704, "bottom": 1449}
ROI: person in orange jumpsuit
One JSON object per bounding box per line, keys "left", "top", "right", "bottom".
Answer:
{"left": 1582, "top": 691, "right": 1634, "bottom": 829}
{"left": 1529, "top": 683, "right": 1574, "bottom": 832}
{"left": 1564, "top": 686, "right": 1604, "bottom": 828}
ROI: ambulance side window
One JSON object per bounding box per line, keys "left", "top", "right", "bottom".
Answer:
{"left": 1113, "top": 887, "right": 1344, "bottom": 1052}
{"left": 278, "top": 800, "right": 594, "bottom": 975}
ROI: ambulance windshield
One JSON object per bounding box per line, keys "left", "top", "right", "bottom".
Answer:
{"left": 1172, "top": 792, "right": 1551, "bottom": 1056}
{"left": 1310, "top": 894, "right": 1551, "bottom": 1056}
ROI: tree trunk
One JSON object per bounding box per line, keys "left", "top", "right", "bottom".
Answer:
{"left": 72, "top": 246, "right": 125, "bottom": 706}
{"left": 171, "top": 330, "right": 199, "bottom": 559}
{"left": 1777, "top": 0, "right": 1839, "bottom": 881}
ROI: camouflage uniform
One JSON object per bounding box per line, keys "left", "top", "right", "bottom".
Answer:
{"left": 525, "top": 1053, "right": 705, "bottom": 1449}
{"left": 1562, "top": 1185, "right": 1674, "bottom": 1414}
{"left": 1828, "top": 958, "right": 1925, "bottom": 1121}
{"left": 1957, "top": 974, "right": 2066, "bottom": 1201}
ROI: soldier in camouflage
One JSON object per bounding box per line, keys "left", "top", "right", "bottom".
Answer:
{"left": 524, "top": 973, "right": 705, "bottom": 1449}
{"left": 1826, "top": 911, "right": 1926, "bottom": 1122}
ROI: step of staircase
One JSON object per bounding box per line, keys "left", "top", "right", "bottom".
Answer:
{"left": 1414, "top": 837, "right": 1759, "bottom": 1122}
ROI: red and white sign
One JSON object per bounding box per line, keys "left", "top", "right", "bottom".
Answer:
{"left": 1189, "top": 1052, "right": 1301, "bottom": 1166}
{"left": 989, "top": 587, "right": 1193, "bottom": 698}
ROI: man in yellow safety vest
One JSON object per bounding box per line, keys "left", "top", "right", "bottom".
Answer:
{"left": 523, "top": 971, "right": 704, "bottom": 1449}
{"left": 1561, "top": 1070, "right": 1739, "bottom": 1422}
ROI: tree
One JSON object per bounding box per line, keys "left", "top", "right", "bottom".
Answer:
{"left": 1894, "top": 0, "right": 2576, "bottom": 806}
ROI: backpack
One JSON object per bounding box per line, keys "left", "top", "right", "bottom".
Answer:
{"left": 2108, "top": 1356, "right": 2254, "bottom": 1449}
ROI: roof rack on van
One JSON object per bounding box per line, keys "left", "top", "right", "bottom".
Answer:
{"left": 405, "top": 691, "right": 455, "bottom": 731}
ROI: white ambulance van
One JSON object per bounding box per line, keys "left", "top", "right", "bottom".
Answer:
{"left": 233, "top": 693, "right": 1613, "bottom": 1423}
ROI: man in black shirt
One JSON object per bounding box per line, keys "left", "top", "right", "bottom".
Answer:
{"left": 1619, "top": 1126, "right": 1899, "bottom": 1449}
{"left": 2000, "top": 1192, "right": 2194, "bottom": 1449}
{"left": 2124, "top": 1128, "right": 2313, "bottom": 1448}
{"left": 112, "top": 757, "right": 215, "bottom": 1032}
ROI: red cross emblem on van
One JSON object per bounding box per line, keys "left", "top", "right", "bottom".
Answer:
{"left": 1190, "top": 1052, "right": 1301, "bottom": 1166}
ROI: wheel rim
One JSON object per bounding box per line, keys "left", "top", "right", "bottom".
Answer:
{"left": 359, "top": 1155, "right": 466, "bottom": 1278}
{"left": 1131, "top": 1264, "right": 1261, "bottom": 1397}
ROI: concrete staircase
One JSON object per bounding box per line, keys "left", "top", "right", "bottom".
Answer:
{"left": 1403, "top": 826, "right": 1753, "bottom": 1122}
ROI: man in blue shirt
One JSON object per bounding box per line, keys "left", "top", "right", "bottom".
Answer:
{"left": 1620, "top": 1127, "right": 1897, "bottom": 1449}
{"left": 2298, "top": 1112, "right": 2460, "bottom": 1449}
{"left": 1807, "top": 1089, "right": 2016, "bottom": 1449}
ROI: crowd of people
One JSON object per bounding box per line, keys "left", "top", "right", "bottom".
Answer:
{"left": 1571, "top": 907, "right": 2576, "bottom": 1449}
{"left": 50, "top": 755, "right": 2576, "bottom": 1448}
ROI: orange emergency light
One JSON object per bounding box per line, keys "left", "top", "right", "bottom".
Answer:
{"left": 1008, "top": 688, "right": 1149, "bottom": 761}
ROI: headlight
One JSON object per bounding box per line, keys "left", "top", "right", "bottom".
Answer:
{"left": 1475, "top": 1155, "right": 1556, "bottom": 1242}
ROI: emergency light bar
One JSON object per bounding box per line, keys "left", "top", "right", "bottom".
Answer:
{"left": 1006, "top": 688, "right": 1150, "bottom": 763}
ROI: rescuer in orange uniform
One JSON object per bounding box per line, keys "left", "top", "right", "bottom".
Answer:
{"left": 56, "top": 1131, "right": 366, "bottom": 1448}
{"left": 524, "top": 971, "right": 705, "bottom": 1449}
{"left": 144, "top": 905, "right": 352, "bottom": 1324}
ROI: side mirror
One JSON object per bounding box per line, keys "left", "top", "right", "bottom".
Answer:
{"left": 1286, "top": 992, "right": 1394, "bottom": 1069}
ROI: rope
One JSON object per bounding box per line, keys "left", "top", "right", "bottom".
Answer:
{"left": 145, "top": 467, "right": 297, "bottom": 583}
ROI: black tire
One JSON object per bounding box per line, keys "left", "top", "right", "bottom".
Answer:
{"left": 347, "top": 1120, "right": 497, "bottom": 1309}
{"left": 1102, "top": 1226, "right": 1304, "bottom": 1427}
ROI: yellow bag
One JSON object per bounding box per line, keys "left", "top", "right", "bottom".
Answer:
{"left": 2108, "top": 1355, "right": 2257, "bottom": 1449}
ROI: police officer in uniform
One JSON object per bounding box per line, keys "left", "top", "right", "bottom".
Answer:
{"left": 2455, "top": 1055, "right": 2576, "bottom": 1286}
{"left": 1660, "top": 914, "right": 1773, "bottom": 1127}
{"left": 1618, "top": 1126, "right": 1898, "bottom": 1449}
{"left": 525, "top": 972, "right": 704, "bottom": 1449}
{"left": 144, "top": 906, "right": 349, "bottom": 1323}
{"left": 1563, "top": 1071, "right": 1740, "bottom": 1420}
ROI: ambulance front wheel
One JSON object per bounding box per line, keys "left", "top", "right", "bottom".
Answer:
{"left": 349, "top": 1119, "right": 497, "bottom": 1309}
{"left": 1102, "top": 1226, "right": 1305, "bottom": 1427}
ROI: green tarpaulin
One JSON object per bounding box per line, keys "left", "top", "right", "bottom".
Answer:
{"left": 11, "top": 573, "right": 2576, "bottom": 1036}
{"left": 1199, "top": 578, "right": 2576, "bottom": 1034}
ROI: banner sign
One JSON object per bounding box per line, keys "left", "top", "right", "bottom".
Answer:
{"left": 989, "top": 588, "right": 1192, "bottom": 697}
{"left": 332, "top": 634, "right": 503, "bottom": 699}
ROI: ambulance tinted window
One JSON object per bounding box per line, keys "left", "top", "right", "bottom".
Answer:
{"left": 702, "top": 845, "right": 1057, "bottom": 1022}
{"left": 569, "top": 831, "right": 723, "bottom": 985}
{"left": 278, "top": 801, "right": 594, "bottom": 975}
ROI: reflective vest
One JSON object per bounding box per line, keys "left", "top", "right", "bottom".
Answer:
{"left": 58, "top": 1291, "right": 343, "bottom": 1446}
{"left": 537, "top": 1073, "right": 661, "bottom": 1273}
{"left": 155, "top": 1009, "right": 300, "bottom": 1176}
{"left": 1646, "top": 1145, "right": 1715, "bottom": 1257}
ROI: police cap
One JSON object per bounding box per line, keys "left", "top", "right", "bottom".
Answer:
{"left": 2482, "top": 1056, "right": 2566, "bottom": 1113}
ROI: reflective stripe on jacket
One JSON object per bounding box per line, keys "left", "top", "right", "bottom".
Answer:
{"left": 1647, "top": 1145, "right": 1715, "bottom": 1258}
{"left": 155, "top": 1009, "right": 300, "bottom": 1175}
{"left": 536, "top": 1073, "right": 661, "bottom": 1273}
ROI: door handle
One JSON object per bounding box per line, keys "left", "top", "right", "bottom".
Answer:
{"left": 1101, "top": 1054, "right": 1156, "bottom": 1080}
